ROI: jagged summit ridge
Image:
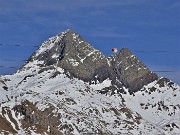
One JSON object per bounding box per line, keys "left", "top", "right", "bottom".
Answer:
{"left": 34, "top": 29, "right": 104, "bottom": 61}
{"left": 22, "top": 29, "right": 158, "bottom": 92}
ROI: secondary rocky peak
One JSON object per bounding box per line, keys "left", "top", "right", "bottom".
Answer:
{"left": 109, "top": 48, "right": 158, "bottom": 93}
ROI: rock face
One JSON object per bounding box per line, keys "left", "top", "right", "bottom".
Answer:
{"left": 28, "top": 29, "right": 110, "bottom": 84}
{"left": 25, "top": 29, "right": 157, "bottom": 93}
{"left": 13, "top": 100, "right": 63, "bottom": 135}
{"left": 109, "top": 48, "right": 158, "bottom": 93}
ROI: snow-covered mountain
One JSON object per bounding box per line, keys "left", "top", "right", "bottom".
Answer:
{"left": 0, "top": 29, "right": 179, "bottom": 135}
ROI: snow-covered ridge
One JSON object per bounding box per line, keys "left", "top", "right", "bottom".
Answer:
{"left": 35, "top": 30, "right": 68, "bottom": 56}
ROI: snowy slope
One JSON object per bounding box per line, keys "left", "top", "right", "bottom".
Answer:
{"left": 123, "top": 78, "right": 180, "bottom": 134}
{"left": 0, "top": 78, "right": 9, "bottom": 103}
{"left": 1, "top": 61, "right": 180, "bottom": 134}
{"left": 0, "top": 29, "right": 179, "bottom": 135}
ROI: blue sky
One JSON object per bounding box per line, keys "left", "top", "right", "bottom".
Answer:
{"left": 0, "top": 0, "right": 180, "bottom": 84}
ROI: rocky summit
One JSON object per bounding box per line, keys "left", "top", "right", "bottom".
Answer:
{"left": 25, "top": 29, "right": 157, "bottom": 93}
{"left": 27, "top": 29, "right": 110, "bottom": 84}
{"left": 0, "top": 29, "right": 180, "bottom": 135}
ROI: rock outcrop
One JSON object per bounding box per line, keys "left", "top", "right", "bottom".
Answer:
{"left": 109, "top": 48, "right": 158, "bottom": 93}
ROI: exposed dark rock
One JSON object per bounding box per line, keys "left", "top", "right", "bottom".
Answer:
{"left": 2, "top": 86, "right": 8, "bottom": 90}
{"left": 109, "top": 48, "right": 158, "bottom": 93}
{"left": 156, "top": 77, "right": 169, "bottom": 87}
{"left": 0, "top": 79, "right": 8, "bottom": 91}
{"left": 29, "top": 29, "right": 111, "bottom": 84}
{"left": 13, "top": 100, "right": 63, "bottom": 135}
{"left": 22, "top": 29, "right": 158, "bottom": 93}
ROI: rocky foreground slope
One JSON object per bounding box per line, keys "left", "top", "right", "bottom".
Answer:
{"left": 0, "top": 29, "right": 179, "bottom": 135}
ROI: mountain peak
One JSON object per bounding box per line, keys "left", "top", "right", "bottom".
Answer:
{"left": 24, "top": 29, "right": 110, "bottom": 83}
{"left": 22, "top": 30, "right": 158, "bottom": 92}
{"left": 109, "top": 48, "right": 158, "bottom": 93}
